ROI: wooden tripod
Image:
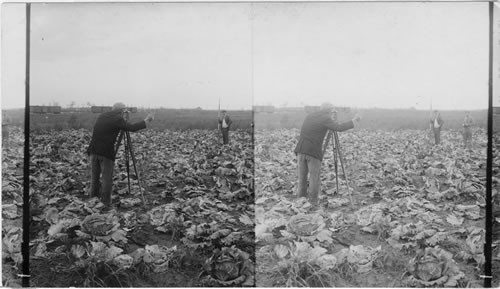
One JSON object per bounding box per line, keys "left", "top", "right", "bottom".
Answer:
{"left": 322, "top": 130, "right": 353, "bottom": 205}
{"left": 115, "top": 130, "right": 146, "bottom": 206}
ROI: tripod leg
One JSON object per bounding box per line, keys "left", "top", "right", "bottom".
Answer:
{"left": 334, "top": 132, "right": 353, "bottom": 205}
{"left": 125, "top": 135, "right": 131, "bottom": 196}
{"left": 332, "top": 134, "right": 339, "bottom": 195}
{"left": 323, "top": 131, "right": 332, "bottom": 156}
{"left": 114, "top": 131, "right": 125, "bottom": 160}
{"left": 126, "top": 131, "right": 147, "bottom": 206}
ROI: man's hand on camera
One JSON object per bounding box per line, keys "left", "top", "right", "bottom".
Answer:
{"left": 144, "top": 113, "right": 154, "bottom": 124}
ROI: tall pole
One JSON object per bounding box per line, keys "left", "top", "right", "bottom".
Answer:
{"left": 218, "top": 97, "right": 221, "bottom": 144}
{"left": 251, "top": 2, "right": 255, "bottom": 145}
{"left": 22, "top": 3, "right": 31, "bottom": 287}
{"left": 484, "top": 2, "right": 493, "bottom": 288}
{"left": 428, "top": 96, "right": 433, "bottom": 143}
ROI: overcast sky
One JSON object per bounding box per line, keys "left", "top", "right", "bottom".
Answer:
{"left": 1, "top": 2, "right": 492, "bottom": 110}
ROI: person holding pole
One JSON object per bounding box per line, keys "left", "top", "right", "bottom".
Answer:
{"left": 218, "top": 98, "right": 221, "bottom": 144}
{"left": 2, "top": 114, "right": 11, "bottom": 146}
{"left": 87, "top": 102, "right": 154, "bottom": 209}
{"left": 218, "top": 110, "right": 232, "bottom": 145}
{"left": 430, "top": 110, "right": 444, "bottom": 145}
{"left": 463, "top": 112, "right": 473, "bottom": 149}
{"left": 294, "top": 103, "right": 361, "bottom": 207}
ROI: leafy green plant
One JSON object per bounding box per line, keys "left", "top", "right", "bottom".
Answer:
{"left": 70, "top": 241, "right": 131, "bottom": 287}
{"left": 281, "top": 213, "right": 333, "bottom": 244}
{"left": 271, "top": 241, "right": 337, "bottom": 287}
{"left": 77, "top": 213, "right": 128, "bottom": 243}
{"left": 2, "top": 227, "right": 22, "bottom": 267}
{"left": 200, "top": 246, "right": 254, "bottom": 286}
{"left": 406, "top": 247, "right": 465, "bottom": 287}
{"left": 335, "top": 244, "right": 382, "bottom": 274}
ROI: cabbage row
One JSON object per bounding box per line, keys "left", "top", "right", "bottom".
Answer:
{"left": 2, "top": 127, "right": 254, "bottom": 287}
{"left": 255, "top": 128, "right": 487, "bottom": 287}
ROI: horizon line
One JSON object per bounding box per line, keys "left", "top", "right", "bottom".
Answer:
{"left": 0, "top": 106, "right": 489, "bottom": 111}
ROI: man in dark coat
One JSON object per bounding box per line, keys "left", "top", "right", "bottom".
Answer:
{"left": 294, "top": 103, "right": 360, "bottom": 206}
{"left": 87, "top": 103, "right": 154, "bottom": 207}
{"left": 218, "top": 110, "right": 232, "bottom": 145}
{"left": 430, "top": 110, "right": 444, "bottom": 145}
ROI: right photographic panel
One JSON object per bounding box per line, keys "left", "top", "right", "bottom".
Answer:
{"left": 252, "top": 2, "right": 492, "bottom": 287}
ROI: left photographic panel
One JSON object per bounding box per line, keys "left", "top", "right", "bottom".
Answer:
{"left": 2, "top": 2, "right": 255, "bottom": 287}
{"left": 2, "top": 3, "right": 29, "bottom": 288}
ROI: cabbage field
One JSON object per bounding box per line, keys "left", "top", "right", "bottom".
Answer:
{"left": 2, "top": 127, "right": 255, "bottom": 287}
{"left": 492, "top": 132, "right": 500, "bottom": 288}
{"left": 255, "top": 128, "right": 488, "bottom": 287}
{"left": 1, "top": 122, "right": 497, "bottom": 287}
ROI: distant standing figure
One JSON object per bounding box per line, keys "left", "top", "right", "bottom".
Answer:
{"left": 463, "top": 112, "right": 473, "bottom": 148}
{"left": 2, "top": 116, "right": 10, "bottom": 146}
{"left": 218, "top": 110, "right": 232, "bottom": 145}
{"left": 430, "top": 110, "right": 444, "bottom": 145}
{"left": 250, "top": 121, "right": 254, "bottom": 143}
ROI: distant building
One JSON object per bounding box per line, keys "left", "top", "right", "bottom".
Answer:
{"left": 30, "top": 106, "right": 62, "bottom": 114}
{"left": 278, "top": 107, "right": 303, "bottom": 112}
{"left": 63, "top": 107, "right": 91, "bottom": 113}
{"left": 90, "top": 106, "right": 113, "bottom": 113}
{"left": 304, "top": 106, "right": 320, "bottom": 114}
{"left": 253, "top": 105, "right": 275, "bottom": 113}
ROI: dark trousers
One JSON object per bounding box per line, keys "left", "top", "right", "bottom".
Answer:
{"left": 221, "top": 128, "right": 229, "bottom": 144}
{"left": 2, "top": 126, "right": 9, "bottom": 146}
{"left": 89, "top": 154, "right": 114, "bottom": 206}
{"left": 433, "top": 128, "right": 441, "bottom": 145}
{"left": 296, "top": 153, "right": 322, "bottom": 205}
{"left": 463, "top": 127, "right": 472, "bottom": 147}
